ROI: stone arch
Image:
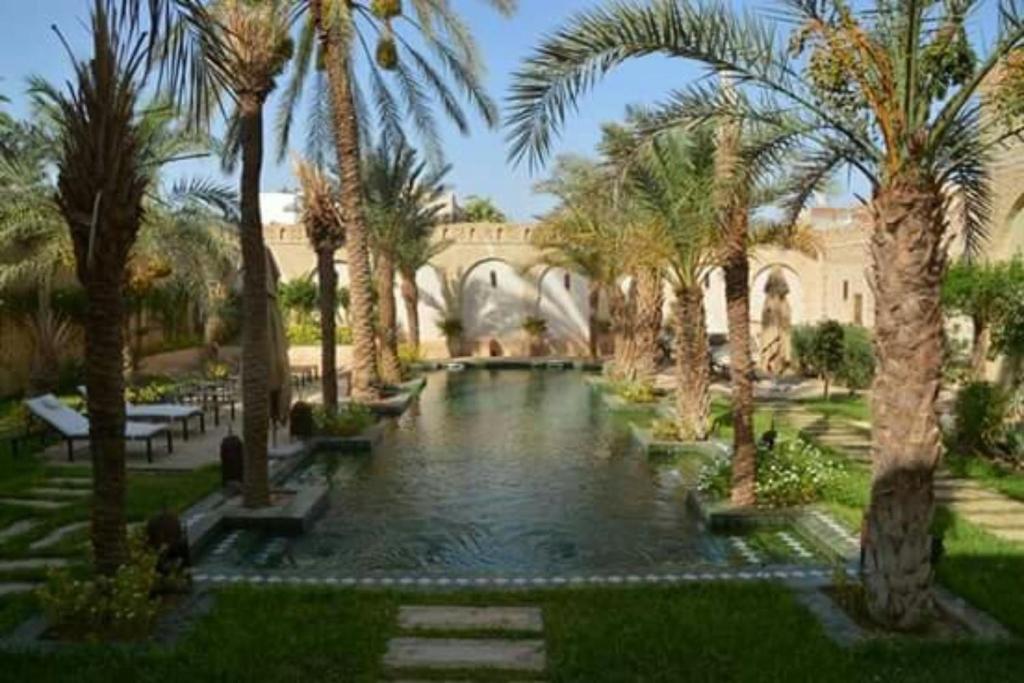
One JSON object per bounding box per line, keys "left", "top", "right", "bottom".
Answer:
{"left": 460, "top": 258, "right": 531, "bottom": 353}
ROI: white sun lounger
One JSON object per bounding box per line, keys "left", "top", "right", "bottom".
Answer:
{"left": 77, "top": 386, "right": 206, "bottom": 440}
{"left": 25, "top": 394, "right": 173, "bottom": 463}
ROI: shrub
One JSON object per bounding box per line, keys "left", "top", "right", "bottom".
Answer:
{"left": 696, "top": 438, "right": 843, "bottom": 507}
{"left": 437, "top": 318, "right": 463, "bottom": 339}
{"left": 290, "top": 401, "right": 315, "bottom": 439}
{"left": 522, "top": 316, "right": 548, "bottom": 337}
{"left": 651, "top": 418, "right": 681, "bottom": 441}
{"left": 838, "top": 325, "right": 874, "bottom": 393}
{"left": 791, "top": 325, "right": 819, "bottom": 376}
{"left": 757, "top": 438, "right": 843, "bottom": 507}
{"left": 287, "top": 321, "right": 321, "bottom": 345}
{"left": 56, "top": 358, "right": 86, "bottom": 396}
{"left": 125, "top": 380, "right": 176, "bottom": 405}
{"left": 204, "top": 360, "right": 231, "bottom": 380}
{"left": 953, "top": 381, "right": 1009, "bottom": 455}
{"left": 337, "top": 325, "right": 353, "bottom": 345}
{"left": 313, "top": 403, "right": 373, "bottom": 438}
{"left": 612, "top": 381, "right": 657, "bottom": 404}
{"left": 38, "top": 533, "right": 170, "bottom": 642}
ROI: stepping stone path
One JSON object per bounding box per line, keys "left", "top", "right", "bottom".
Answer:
{"left": 935, "top": 473, "right": 1024, "bottom": 544}
{"left": 777, "top": 531, "right": 814, "bottom": 560}
{"left": 384, "top": 605, "right": 546, "bottom": 679}
{"left": 0, "top": 582, "right": 38, "bottom": 596}
{"left": 0, "top": 498, "right": 67, "bottom": 510}
{"left": 769, "top": 404, "right": 872, "bottom": 463}
{"left": 28, "top": 487, "right": 90, "bottom": 498}
{"left": 29, "top": 522, "right": 89, "bottom": 551}
{"left": 46, "top": 477, "right": 91, "bottom": 488}
{"left": 0, "top": 557, "right": 70, "bottom": 571}
{"left": 729, "top": 536, "right": 763, "bottom": 564}
{"left": 0, "top": 519, "right": 40, "bottom": 544}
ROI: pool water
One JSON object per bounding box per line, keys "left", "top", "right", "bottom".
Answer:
{"left": 199, "top": 370, "right": 823, "bottom": 577}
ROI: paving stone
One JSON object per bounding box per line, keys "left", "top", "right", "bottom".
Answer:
{"left": 398, "top": 606, "right": 543, "bottom": 633}
{"left": 29, "top": 522, "right": 89, "bottom": 550}
{"left": 0, "top": 519, "right": 40, "bottom": 543}
{"left": 0, "top": 557, "right": 70, "bottom": 571}
{"left": 46, "top": 477, "right": 91, "bottom": 487}
{"left": 28, "top": 487, "right": 90, "bottom": 498}
{"left": 0, "top": 498, "right": 68, "bottom": 510}
{"left": 383, "top": 638, "right": 546, "bottom": 673}
{"left": 0, "top": 582, "right": 39, "bottom": 596}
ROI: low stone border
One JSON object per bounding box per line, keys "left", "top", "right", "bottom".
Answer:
{"left": 192, "top": 565, "right": 846, "bottom": 591}
{"left": 0, "top": 589, "right": 217, "bottom": 654}
{"left": 686, "top": 493, "right": 860, "bottom": 565}
{"left": 220, "top": 484, "right": 329, "bottom": 535}
{"left": 629, "top": 424, "right": 729, "bottom": 459}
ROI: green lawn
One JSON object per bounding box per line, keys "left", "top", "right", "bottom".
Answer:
{"left": 0, "top": 584, "right": 1021, "bottom": 681}
{"left": 794, "top": 393, "right": 871, "bottom": 423}
{"left": 944, "top": 453, "right": 1024, "bottom": 504}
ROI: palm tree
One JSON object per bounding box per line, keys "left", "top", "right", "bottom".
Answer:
{"left": 461, "top": 195, "right": 507, "bottom": 222}
{"left": 364, "top": 141, "right": 450, "bottom": 382}
{"left": 294, "top": 157, "right": 344, "bottom": 408}
{"left": 31, "top": 0, "right": 181, "bottom": 575}
{"left": 280, "top": 0, "right": 515, "bottom": 399}
{"left": 506, "top": 0, "right": 1024, "bottom": 629}
{"left": 628, "top": 127, "right": 719, "bottom": 440}
{"left": 176, "top": 0, "right": 293, "bottom": 508}
{"left": 396, "top": 231, "right": 450, "bottom": 352}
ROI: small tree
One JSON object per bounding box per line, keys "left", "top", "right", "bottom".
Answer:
{"left": 461, "top": 195, "right": 507, "bottom": 223}
{"left": 839, "top": 325, "right": 875, "bottom": 395}
{"left": 814, "top": 320, "right": 844, "bottom": 399}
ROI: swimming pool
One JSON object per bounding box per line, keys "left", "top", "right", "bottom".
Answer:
{"left": 200, "top": 370, "right": 747, "bottom": 578}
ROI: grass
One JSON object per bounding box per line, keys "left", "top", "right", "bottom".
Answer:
{"left": 794, "top": 393, "right": 871, "bottom": 423}
{"left": 0, "top": 584, "right": 1022, "bottom": 681}
{"left": 944, "top": 453, "right": 1024, "bottom": 503}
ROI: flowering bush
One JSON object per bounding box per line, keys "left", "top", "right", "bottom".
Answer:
{"left": 37, "top": 533, "right": 166, "bottom": 642}
{"left": 696, "top": 438, "right": 843, "bottom": 507}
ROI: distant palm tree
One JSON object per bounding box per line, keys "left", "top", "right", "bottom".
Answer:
{"left": 279, "top": 0, "right": 515, "bottom": 399}
{"left": 294, "top": 157, "right": 344, "bottom": 408}
{"left": 176, "top": 0, "right": 294, "bottom": 508}
{"left": 461, "top": 195, "right": 507, "bottom": 223}
{"left": 629, "top": 127, "right": 718, "bottom": 440}
{"left": 364, "top": 142, "right": 450, "bottom": 382}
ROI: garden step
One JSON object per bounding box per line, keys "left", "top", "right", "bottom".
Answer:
{"left": 0, "top": 519, "right": 40, "bottom": 544}
{"left": 383, "top": 638, "right": 546, "bottom": 673}
{"left": 28, "top": 487, "right": 90, "bottom": 498}
{"left": 0, "top": 498, "right": 68, "bottom": 510}
{"left": 944, "top": 500, "right": 1024, "bottom": 515}
{"left": 29, "top": 522, "right": 89, "bottom": 551}
{"left": 398, "top": 606, "right": 543, "bottom": 633}
{"left": 0, "top": 582, "right": 39, "bottom": 596}
{"left": 0, "top": 557, "right": 70, "bottom": 571}
{"left": 45, "top": 477, "right": 92, "bottom": 488}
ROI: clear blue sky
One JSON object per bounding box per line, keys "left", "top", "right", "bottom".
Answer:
{"left": 0, "top": 1, "right": 1006, "bottom": 221}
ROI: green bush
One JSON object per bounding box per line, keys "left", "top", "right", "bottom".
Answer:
{"left": 126, "top": 380, "right": 177, "bottom": 405}
{"left": 279, "top": 277, "right": 318, "bottom": 323}
{"left": 287, "top": 321, "right": 321, "bottom": 345}
{"left": 953, "top": 381, "right": 1009, "bottom": 455}
{"left": 437, "top": 318, "right": 463, "bottom": 338}
{"left": 611, "top": 381, "right": 657, "bottom": 404}
{"left": 204, "top": 360, "right": 231, "bottom": 380}
{"left": 313, "top": 403, "right": 373, "bottom": 438}
{"left": 337, "top": 325, "right": 353, "bottom": 345}
{"left": 651, "top": 418, "right": 681, "bottom": 441}
{"left": 522, "top": 316, "right": 548, "bottom": 337}
{"left": 838, "top": 325, "right": 874, "bottom": 393}
{"left": 38, "top": 533, "right": 170, "bottom": 642}
{"left": 696, "top": 438, "right": 844, "bottom": 507}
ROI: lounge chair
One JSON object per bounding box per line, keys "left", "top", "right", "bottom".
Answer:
{"left": 25, "top": 394, "right": 173, "bottom": 463}
{"left": 77, "top": 386, "right": 205, "bottom": 440}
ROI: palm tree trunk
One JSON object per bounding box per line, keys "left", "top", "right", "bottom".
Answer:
{"left": 320, "top": 21, "right": 380, "bottom": 400}
{"left": 724, "top": 209, "right": 757, "bottom": 507}
{"left": 634, "top": 267, "right": 663, "bottom": 383}
{"left": 400, "top": 268, "right": 420, "bottom": 350}
{"left": 971, "top": 314, "right": 990, "bottom": 380}
{"left": 862, "top": 175, "right": 944, "bottom": 631}
{"left": 674, "top": 284, "right": 710, "bottom": 441}
{"left": 316, "top": 247, "right": 338, "bottom": 409}
{"left": 587, "top": 281, "right": 601, "bottom": 360}
{"left": 607, "top": 282, "right": 634, "bottom": 380}
{"left": 238, "top": 93, "right": 271, "bottom": 509}
{"left": 85, "top": 267, "right": 128, "bottom": 576}
{"left": 376, "top": 251, "right": 403, "bottom": 384}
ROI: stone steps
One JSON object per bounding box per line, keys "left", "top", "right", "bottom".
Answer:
{"left": 27, "top": 487, "right": 90, "bottom": 498}
{"left": 0, "top": 519, "right": 40, "bottom": 544}
{"left": 0, "top": 498, "right": 68, "bottom": 510}
{"left": 0, "top": 582, "right": 39, "bottom": 596}
{"left": 384, "top": 605, "right": 546, "bottom": 679}
{"left": 0, "top": 557, "right": 70, "bottom": 571}
{"left": 29, "top": 522, "right": 89, "bottom": 551}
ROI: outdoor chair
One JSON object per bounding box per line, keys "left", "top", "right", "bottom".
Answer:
{"left": 78, "top": 386, "right": 205, "bottom": 440}
{"left": 25, "top": 394, "right": 172, "bottom": 463}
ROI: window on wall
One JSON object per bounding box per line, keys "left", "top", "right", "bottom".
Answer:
{"left": 843, "top": 280, "right": 849, "bottom": 301}
{"left": 490, "top": 270, "right": 498, "bottom": 288}
{"left": 563, "top": 273, "right": 571, "bottom": 291}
